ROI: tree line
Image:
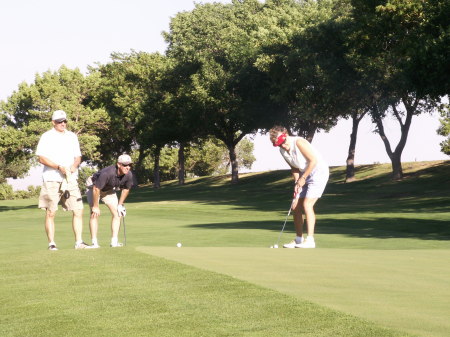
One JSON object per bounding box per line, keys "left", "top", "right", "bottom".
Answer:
{"left": 1, "top": 0, "right": 449, "bottom": 189}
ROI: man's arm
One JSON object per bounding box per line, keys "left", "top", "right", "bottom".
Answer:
{"left": 38, "top": 155, "right": 65, "bottom": 175}
{"left": 70, "top": 156, "right": 82, "bottom": 173}
{"left": 37, "top": 155, "right": 81, "bottom": 176}
{"left": 38, "top": 155, "right": 59, "bottom": 170}
{"left": 91, "top": 185, "right": 101, "bottom": 218}
{"left": 118, "top": 189, "right": 130, "bottom": 205}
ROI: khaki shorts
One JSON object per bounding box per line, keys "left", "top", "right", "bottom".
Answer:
{"left": 86, "top": 187, "right": 118, "bottom": 207}
{"left": 39, "top": 181, "right": 84, "bottom": 212}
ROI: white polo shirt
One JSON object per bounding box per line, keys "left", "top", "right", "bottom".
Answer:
{"left": 36, "top": 128, "right": 82, "bottom": 182}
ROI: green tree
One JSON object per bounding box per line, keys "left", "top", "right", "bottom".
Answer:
{"left": 253, "top": 0, "right": 371, "bottom": 181}
{"left": 376, "top": 0, "right": 450, "bottom": 98}
{"left": 185, "top": 137, "right": 255, "bottom": 177}
{"left": 165, "top": 0, "right": 278, "bottom": 184}
{"left": 1, "top": 66, "right": 108, "bottom": 183}
{"left": 0, "top": 113, "right": 34, "bottom": 183}
{"left": 92, "top": 52, "right": 173, "bottom": 187}
{"left": 437, "top": 103, "right": 450, "bottom": 155}
{"left": 349, "top": 0, "right": 444, "bottom": 179}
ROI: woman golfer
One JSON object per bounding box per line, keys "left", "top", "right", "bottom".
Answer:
{"left": 269, "top": 126, "right": 329, "bottom": 248}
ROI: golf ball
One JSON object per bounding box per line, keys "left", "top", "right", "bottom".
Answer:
{"left": 177, "top": 242, "right": 182, "bottom": 248}
{"left": 273, "top": 244, "right": 278, "bottom": 249}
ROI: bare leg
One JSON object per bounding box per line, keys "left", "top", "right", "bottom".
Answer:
{"left": 303, "top": 197, "right": 318, "bottom": 236}
{"left": 72, "top": 209, "right": 84, "bottom": 242}
{"left": 105, "top": 202, "right": 121, "bottom": 241}
{"left": 45, "top": 209, "right": 56, "bottom": 243}
{"left": 292, "top": 198, "right": 305, "bottom": 237}
{"left": 89, "top": 212, "right": 99, "bottom": 243}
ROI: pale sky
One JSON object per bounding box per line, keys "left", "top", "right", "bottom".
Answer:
{"left": 1, "top": 0, "right": 447, "bottom": 189}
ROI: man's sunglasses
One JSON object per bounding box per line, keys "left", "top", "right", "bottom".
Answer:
{"left": 55, "top": 120, "right": 67, "bottom": 124}
{"left": 121, "top": 163, "right": 132, "bottom": 168}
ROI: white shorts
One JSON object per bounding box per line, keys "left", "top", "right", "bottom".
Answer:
{"left": 298, "top": 167, "right": 329, "bottom": 199}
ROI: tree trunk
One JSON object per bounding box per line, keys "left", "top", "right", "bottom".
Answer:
{"left": 305, "top": 128, "right": 316, "bottom": 143}
{"left": 228, "top": 146, "right": 239, "bottom": 184}
{"left": 391, "top": 153, "right": 403, "bottom": 180}
{"left": 178, "top": 142, "right": 185, "bottom": 185}
{"left": 345, "top": 110, "right": 366, "bottom": 182}
{"left": 135, "top": 148, "right": 149, "bottom": 184}
{"left": 294, "top": 122, "right": 317, "bottom": 142}
{"left": 371, "top": 97, "right": 416, "bottom": 180}
{"left": 153, "top": 147, "right": 161, "bottom": 189}
{"left": 217, "top": 130, "right": 246, "bottom": 184}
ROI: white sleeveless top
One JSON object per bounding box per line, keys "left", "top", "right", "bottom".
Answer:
{"left": 279, "top": 136, "right": 328, "bottom": 174}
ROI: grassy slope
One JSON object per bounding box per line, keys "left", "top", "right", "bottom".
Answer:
{"left": 1, "top": 160, "right": 449, "bottom": 337}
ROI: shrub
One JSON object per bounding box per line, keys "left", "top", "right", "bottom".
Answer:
{"left": 0, "top": 183, "right": 15, "bottom": 200}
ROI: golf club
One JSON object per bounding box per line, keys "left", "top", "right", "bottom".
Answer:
{"left": 274, "top": 198, "right": 295, "bottom": 248}
{"left": 273, "top": 190, "right": 301, "bottom": 248}
{"left": 122, "top": 216, "right": 127, "bottom": 246}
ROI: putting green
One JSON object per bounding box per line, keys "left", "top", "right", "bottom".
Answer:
{"left": 138, "top": 247, "right": 450, "bottom": 337}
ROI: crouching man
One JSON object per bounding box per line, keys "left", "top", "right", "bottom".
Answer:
{"left": 86, "top": 154, "right": 134, "bottom": 248}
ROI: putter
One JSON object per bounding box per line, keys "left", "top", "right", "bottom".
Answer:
{"left": 274, "top": 189, "right": 301, "bottom": 248}
{"left": 122, "top": 216, "right": 127, "bottom": 246}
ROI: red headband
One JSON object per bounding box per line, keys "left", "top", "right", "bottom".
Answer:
{"left": 273, "top": 133, "right": 287, "bottom": 147}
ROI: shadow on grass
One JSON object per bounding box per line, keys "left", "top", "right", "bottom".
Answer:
{"left": 130, "top": 161, "right": 449, "bottom": 203}
{"left": 188, "top": 217, "right": 450, "bottom": 241}
{"left": 127, "top": 161, "right": 450, "bottom": 241}
{"left": 0, "top": 204, "right": 36, "bottom": 212}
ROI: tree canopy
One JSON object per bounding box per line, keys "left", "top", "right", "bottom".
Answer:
{"left": 1, "top": 0, "right": 448, "bottom": 188}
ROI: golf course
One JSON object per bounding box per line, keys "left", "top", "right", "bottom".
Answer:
{"left": 1, "top": 160, "right": 449, "bottom": 337}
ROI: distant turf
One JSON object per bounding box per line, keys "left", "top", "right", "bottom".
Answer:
{"left": 1, "top": 160, "right": 449, "bottom": 337}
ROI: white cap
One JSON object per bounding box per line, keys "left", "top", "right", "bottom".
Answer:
{"left": 52, "top": 110, "right": 67, "bottom": 121}
{"left": 118, "top": 154, "right": 133, "bottom": 165}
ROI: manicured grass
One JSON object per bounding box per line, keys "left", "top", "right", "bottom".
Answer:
{"left": 1, "top": 160, "right": 449, "bottom": 336}
{"left": 143, "top": 247, "right": 450, "bottom": 337}
{"left": 0, "top": 249, "right": 406, "bottom": 337}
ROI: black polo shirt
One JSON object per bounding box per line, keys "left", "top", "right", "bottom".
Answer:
{"left": 92, "top": 165, "right": 134, "bottom": 192}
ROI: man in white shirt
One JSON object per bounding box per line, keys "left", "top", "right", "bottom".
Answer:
{"left": 36, "top": 110, "right": 88, "bottom": 250}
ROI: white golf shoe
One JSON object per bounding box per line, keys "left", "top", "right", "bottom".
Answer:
{"left": 74, "top": 242, "right": 90, "bottom": 249}
{"left": 296, "top": 238, "right": 316, "bottom": 248}
{"left": 283, "top": 238, "right": 303, "bottom": 248}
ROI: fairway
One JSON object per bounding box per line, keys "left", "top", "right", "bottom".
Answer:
{"left": 1, "top": 162, "right": 449, "bottom": 337}
{"left": 140, "top": 247, "right": 450, "bottom": 337}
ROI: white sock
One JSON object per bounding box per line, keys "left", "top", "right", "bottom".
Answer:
{"left": 75, "top": 240, "right": 83, "bottom": 245}
{"left": 295, "top": 236, "right": 303, "bottom": 243}
{"left": 49, "top": 241, "right": 56, "bottom": 246}
{"left": 92, "top": 238, "right": 98, "bottom": 246}
{"left": 111, "top": 237, "right": 118, "bottom": 246}
{"left": 306, "top": 235, "right": 314, "bottom": 242}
